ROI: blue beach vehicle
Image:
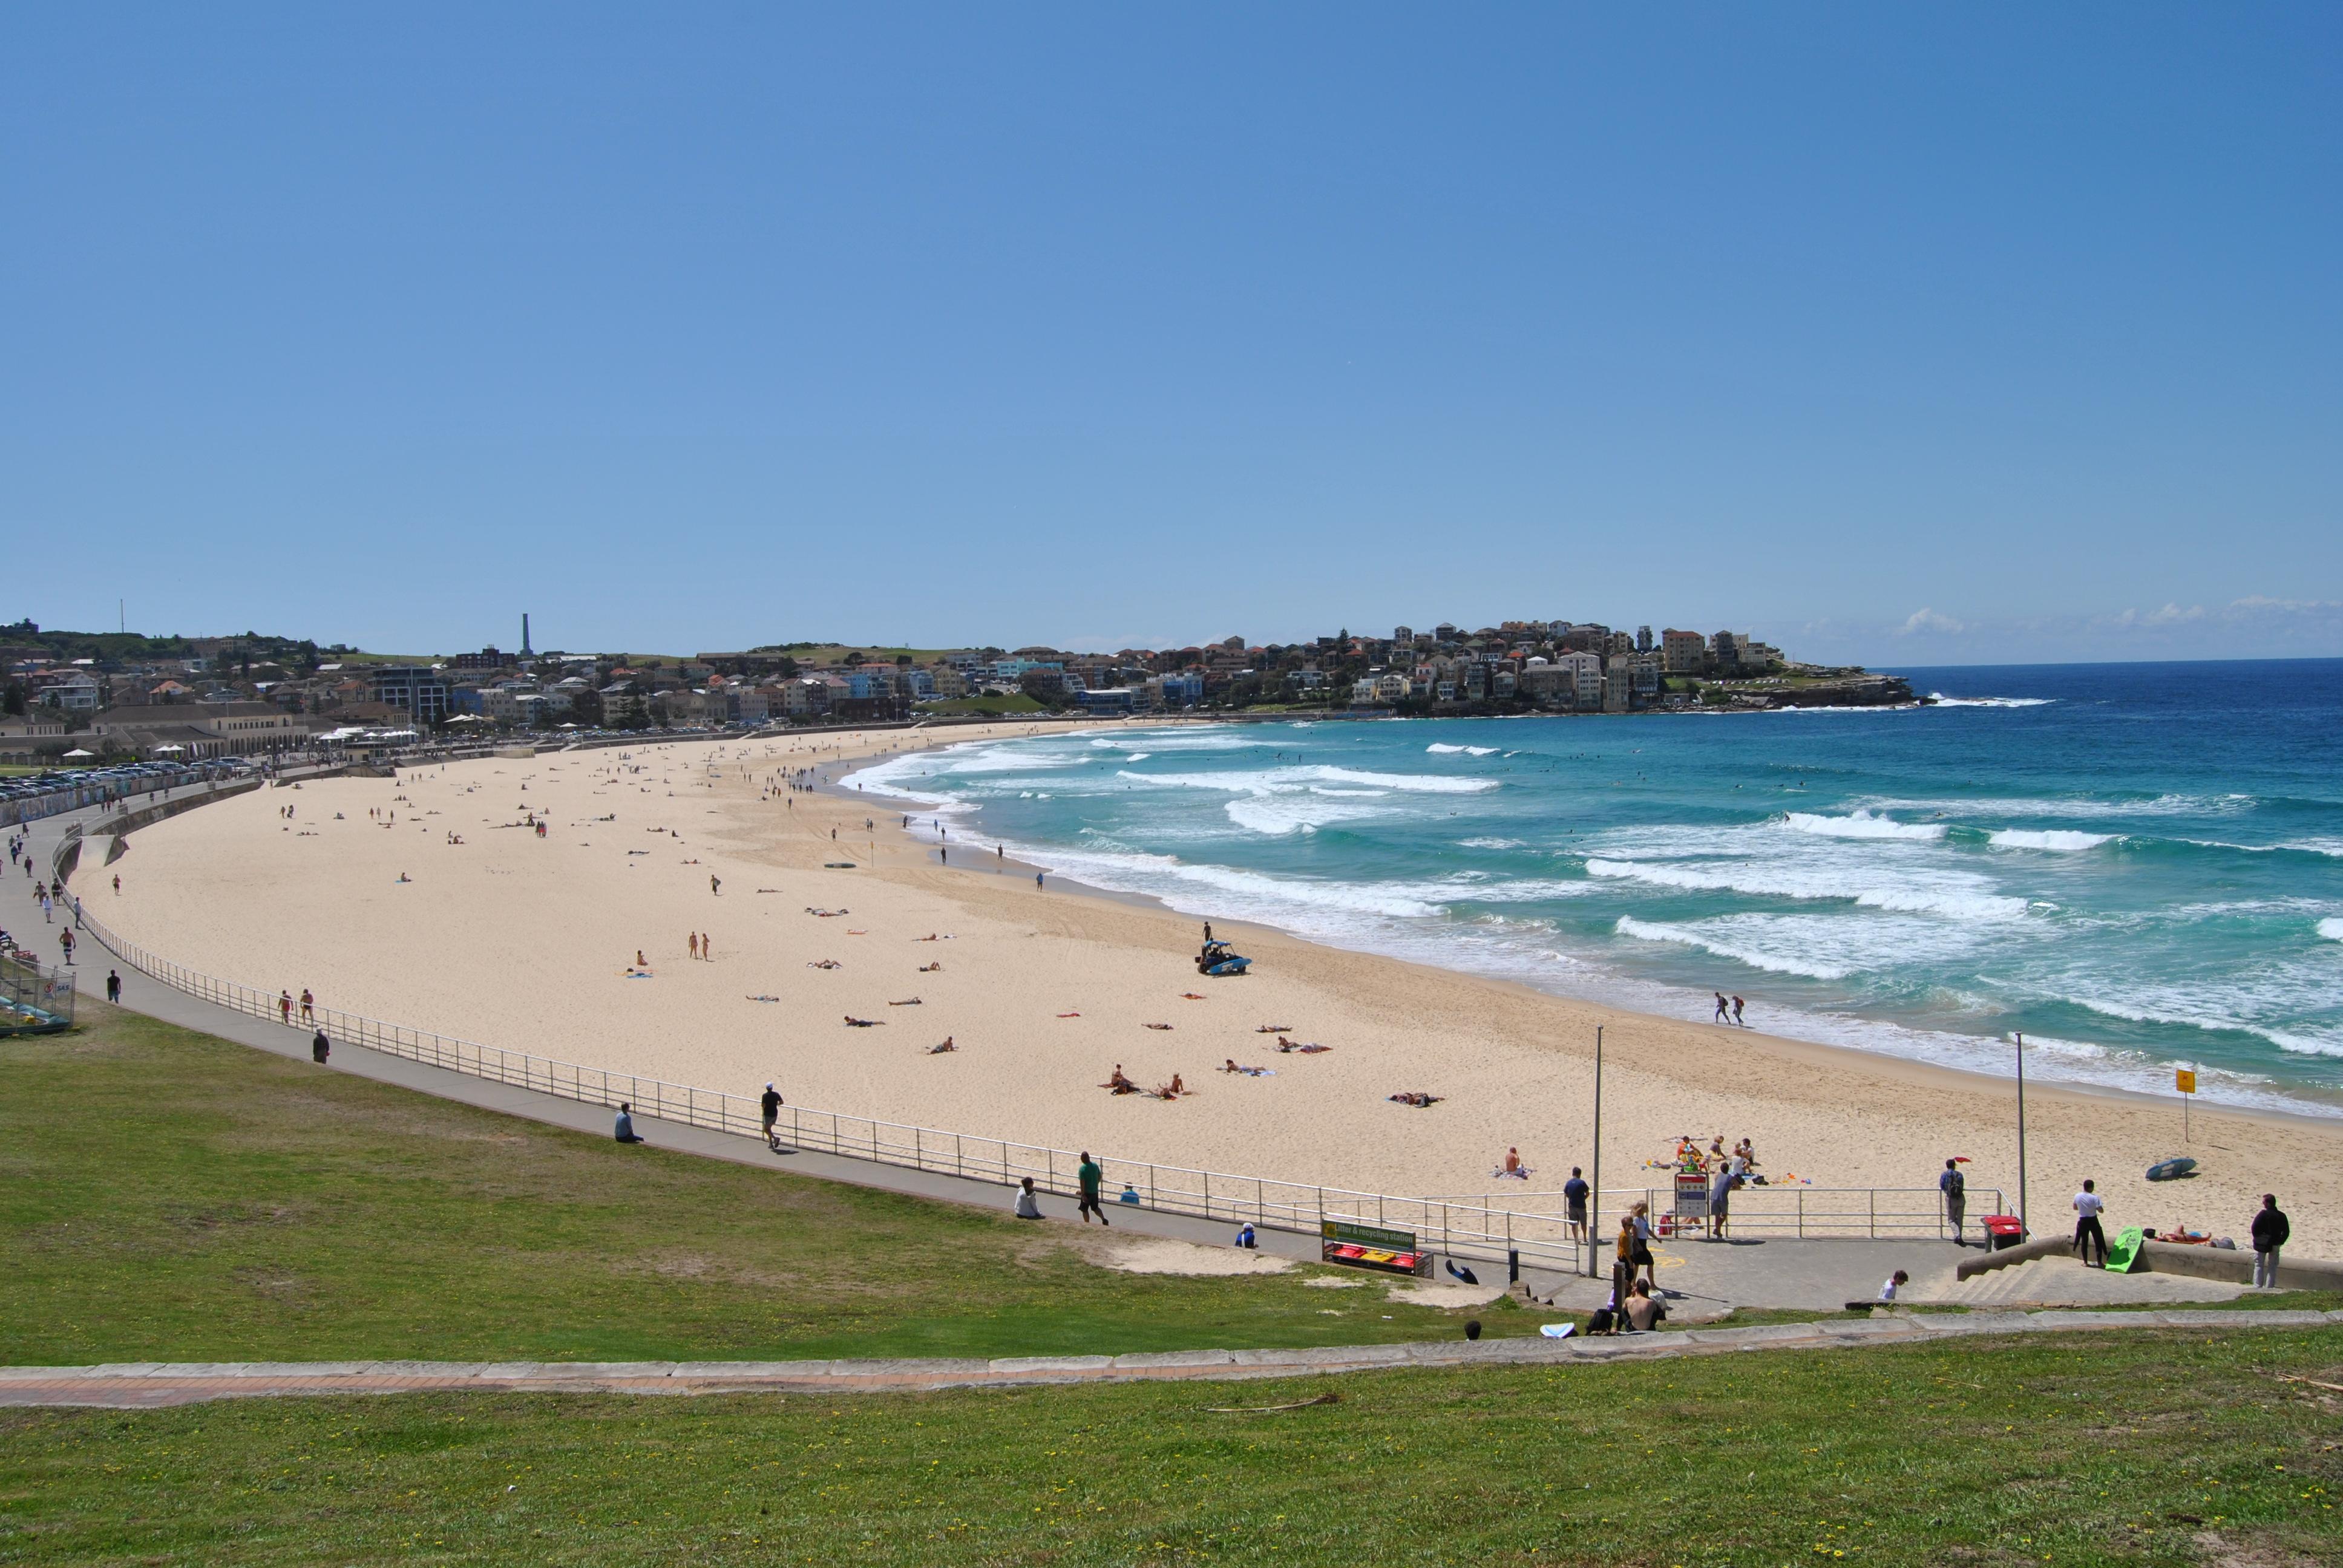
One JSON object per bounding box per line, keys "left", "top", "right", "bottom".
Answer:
{"left": 1196, "top": 940, "right": 1251, "bottom": 978}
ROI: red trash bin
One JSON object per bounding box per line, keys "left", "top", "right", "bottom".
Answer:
{"left": 1981, "top": 1214, "right": 2027, "bottom": 1250}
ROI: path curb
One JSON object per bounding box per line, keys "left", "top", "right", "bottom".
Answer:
{"left": 5, "top": 1307, "right": 2337, "bottom": 1408}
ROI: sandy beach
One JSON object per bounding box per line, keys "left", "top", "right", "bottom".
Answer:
{"left": 91, "top": 724, "right": 2343, "bottom": 1252}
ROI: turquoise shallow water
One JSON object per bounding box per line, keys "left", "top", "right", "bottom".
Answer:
{"left": 845, "top": 660, "right": 2343, "bottom": 1114}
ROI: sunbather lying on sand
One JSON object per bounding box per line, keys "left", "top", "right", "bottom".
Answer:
{"left": 1181, "top": 992, "right": 1206, "bottom": 1001}
{"left": 888, "top": 998, "right": 921, "bottom": 1006}
{"left": 806, "top": 908, "right": 848, "bottom": 917}
{"left": 1254, "top": 1024, "right": 1294, "bottom": 1034}
{"left": 1144, "top": 1022, "right": 1173, "bottom": 1031}
{"left": 919, "top": 962, "right": 942, "bottom": 972}
{"left": 844, "top": 1016, "right": 883, "bottom": 1027}
{"left": 808, "top": 959, "right": 841, "bottom": 970}
{"left": 745, "top": 994, "right": 780, "bottom": 1002}
{"left": 1101, "top": 1064, "right": 1138, "bottom": 1094}
{"left": 1155, "top": 1074, "right": 1187, "bottom": 1100}
{"left": 1275, "top": 1036, "right": 1332, "bottom": 1053}
{"left": 1221, "top": 1059, "right": 1273, "bottom": 1076}
{"left": 1387, "top": 1091, "right": 1443, "bottom": 1107}
{"left": 927, "top": 1037, "right": 957, "bottom": 1054}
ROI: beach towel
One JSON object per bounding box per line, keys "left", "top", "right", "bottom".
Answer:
{"left": 1144, "top": 1023, "right": 1173, "bottom": 1031}
{"left": 1491, "top": 1167, "right": 1532, "bottom": 1180}
{"left": 1538, "top": 1322, "right": 1577, "bottom": 1339}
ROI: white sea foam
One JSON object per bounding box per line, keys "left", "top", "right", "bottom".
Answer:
{"left": 1426, "top": 743, "right": 1500, "bottom": 756}
{"left": 1584, "top": 857, "right": 2029, "bottom": 921}
{"left": 2319, "top": 918, "right": 2343, "bottom": 943}
{"left": 1783, "top": 809, "right": 1947, "bottom": 842}
{"left": 1460, "top": 837, "right": 1527, "bottom": 850}
{"left": 1616, "top": 916, "right": 1855, "bottom": 979}
{"left": 1926, "top": 694, "right": 2056, "bottom": 708}
{"left": 1855, "top": 792, "right": 2243, "bottom": 821}
{"left": 1988, "top": 829, "right": 2115, "bottom": 852}
{"left": 1119, "top": 765, "right": 1498, "bottom": 797}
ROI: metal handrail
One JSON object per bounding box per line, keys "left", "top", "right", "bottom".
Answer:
{"left": 62, "top": 816, "right": 1986, "bottom": 1275}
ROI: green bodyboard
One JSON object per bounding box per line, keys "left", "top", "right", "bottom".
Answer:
{"left": 2105, "top": 1226, "right": 2147, "bottom": 1273}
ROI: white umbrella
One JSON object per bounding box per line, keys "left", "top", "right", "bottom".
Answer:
{"left": 62, "top": 748, "right": 95, "bottom": 758}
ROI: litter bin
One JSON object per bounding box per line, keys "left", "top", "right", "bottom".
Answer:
{"left": 1982, "top": 1214, "right": 2027, "bottom": 1251}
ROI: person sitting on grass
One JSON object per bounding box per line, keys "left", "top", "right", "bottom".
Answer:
{"left": 1623, "top": 1278, "right": 1668, "bottom": 1332}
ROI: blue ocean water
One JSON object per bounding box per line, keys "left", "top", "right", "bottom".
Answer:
{"left": 845, "top": 661, "right": 2343, "bottom": 1113}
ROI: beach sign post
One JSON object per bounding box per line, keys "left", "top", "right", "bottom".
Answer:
{"left": 2014, "top": 1031, "right": 2029, "bottom": 1235}
{"left": 2176, "top": 1067, "right": 2195, "bottom": 1141}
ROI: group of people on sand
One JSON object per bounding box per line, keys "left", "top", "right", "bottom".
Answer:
{"left": 686, "top": 932, "right": 713, "bottom": 960}
{"left": 1099, "top": 1063, "right": 1185, "bottom": 1099}
{"left": 1668, "top": 1134, "right": 1759, "bottom": 1179}
{"left": 1712, "top": 992, "right": 1749, "bottom": 1027}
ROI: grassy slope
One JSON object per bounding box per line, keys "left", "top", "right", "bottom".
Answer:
{"left": 4, "top": 1330, "right": 2340, "bottom": 1566}
{"left": 0, "top": 1007, "right": 1518, "bottom": 1365}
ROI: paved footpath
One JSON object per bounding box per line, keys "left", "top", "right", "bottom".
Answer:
{"left": 5, "top": 1308, "right": 2338, "bottom": 1409}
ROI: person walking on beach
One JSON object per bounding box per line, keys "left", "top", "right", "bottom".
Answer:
{"left": 1731, "top": 995, "right": 1745, "bottom": 1027}
{"left": 299, "top": 989, "right": 313, "bottom": 1023}
{"left": 614, "top": 1103, "right": 644, "bottom": 1144}
{"left": 1713, "top": 992, "right": 1729, "bottom": 1024}
{"left": 1035, "top": 871, "right": 1045, "bottom": 890}
{"left": 688, "top": 932, "right": 700, "bottom": 960}
{"left": 1564, "top": 1166, "right": 1590, "bottom": 1243}
{"left": 700, "top": 932, "right": 711, "bottom": 960}
{"left": 2250, "top": 1194, "right": 2289, "bottom": 1289}
{"left": 761, "top": 1083, "right": 783, "bottom": 1150}
{"left": 2072, "top": 1180, "right": 2108, "bottom": 1267}
{"left": 1939, "top": 1158, "right": 1967, "bottom": 1244}
{"left": 1076, "top": 1151, "right": 1109, "bottom": 1225}
{"left": 105, "top": 969, "right": 121, "bottom": 1003}
{"left": 57, "top": 929, "right": 73, "bottom": 964}
{"left": 279, "top": 990, "right": 293, "bottom": 1024}
{"left": 709, "top": 874, "right": 721, "bottom": 895}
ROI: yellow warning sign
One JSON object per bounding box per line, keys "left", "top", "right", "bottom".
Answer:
{"left": 2175, "top": 1069, "right": 2197, "bottom": 1095}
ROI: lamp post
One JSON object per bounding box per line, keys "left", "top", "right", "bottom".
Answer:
{"left": 1587, "top": 1025, "right": 1604, "bottom": 1278}
{"left": 2014, "top": 1031, "right": 2029, "bottom": 1236}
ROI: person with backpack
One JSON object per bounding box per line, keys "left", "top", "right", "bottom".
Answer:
{"left": 1939, "top": 1158, "right": 1967, "bottom": 1244}
{"left": 2250, "top": 1194, "right": 2290, "bottom": 1289}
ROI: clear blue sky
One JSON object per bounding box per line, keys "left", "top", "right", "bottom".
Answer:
{"left": 6, "top": 5, "right": 2338, "bottom": 664}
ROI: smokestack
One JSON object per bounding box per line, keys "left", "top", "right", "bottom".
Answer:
{"left": 521, "top": 613, "right": 532, "bottom": 656}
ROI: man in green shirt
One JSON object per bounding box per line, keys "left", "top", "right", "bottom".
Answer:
{"left": 1076, "top": 1152, "right": 1109, "bottom": 1226}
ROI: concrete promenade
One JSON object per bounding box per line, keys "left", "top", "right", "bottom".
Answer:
{"left": 4, "top": 1306, "right": 2336, "bottom": 1409}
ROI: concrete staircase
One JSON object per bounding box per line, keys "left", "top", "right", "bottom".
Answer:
{"left": 1925, "top": 1253, "right": 2246, "bottom": 1309}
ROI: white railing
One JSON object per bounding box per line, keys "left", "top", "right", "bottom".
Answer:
{"left": 61, "top": 803, "right": 1991, "bottom": 1275}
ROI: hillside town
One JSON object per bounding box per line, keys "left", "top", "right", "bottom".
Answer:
{"left": 0, "top": 614, "right": 1911, "bottom": 765}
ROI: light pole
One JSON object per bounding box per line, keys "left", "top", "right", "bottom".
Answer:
{"left": 1587, "top": 1025, "right": 1604, "bottom": 1278}
{"left": 2014, "top": 1031, "right": 2029, "bottom": 1236}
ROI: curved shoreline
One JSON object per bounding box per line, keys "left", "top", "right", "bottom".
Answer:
{"left": 837, "top": 724, "right": 2342, "bottom": 1126}
{"left": 89, "top": 725, "right": 2343, "bottom": 1251}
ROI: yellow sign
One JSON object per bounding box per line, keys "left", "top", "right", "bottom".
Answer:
{"left": 2175, "top": 1069, "right": 2197, "bottom": 1095}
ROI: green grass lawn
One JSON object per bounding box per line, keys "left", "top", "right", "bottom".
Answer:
{"left": 4, "top": 1328, "right": 2339, "bottom": 1566}
{"left": 0, "top": 1006, "right": 1520, "bottom": 1366}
